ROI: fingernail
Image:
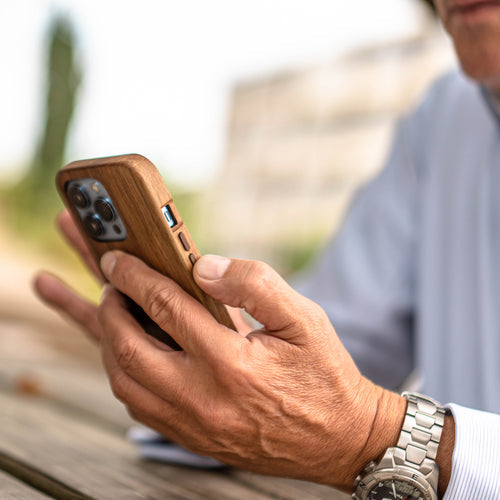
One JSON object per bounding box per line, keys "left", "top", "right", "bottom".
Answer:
{"left": 100, "top": 251, "right": 117, "bottom": 277}
{"left": 100, "top": 284, "right": 113, "bottom": 304}
{"left": 196, "top": 255, "right": 231, "bottom": 280}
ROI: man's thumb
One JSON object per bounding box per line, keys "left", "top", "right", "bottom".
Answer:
{"left": 194, "top": 255, "right": 314, "bottom": 336}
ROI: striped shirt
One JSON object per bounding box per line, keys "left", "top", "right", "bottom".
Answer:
{"left": 296, "top": 71, "right": 500, "bottom": 498}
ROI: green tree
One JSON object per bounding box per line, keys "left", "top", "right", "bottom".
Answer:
{"left": 6, "top": 15, "right": 81, "bottom": 226}
{"left": 30, "top": 16, "right": 81, "bottom": 201}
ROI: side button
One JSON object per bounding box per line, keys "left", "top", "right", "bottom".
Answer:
{"left": 179, "top": 232, "right": 191, "bottom": 251}
{"left": 189, "top": 253, "right": 197, "bottom": 265}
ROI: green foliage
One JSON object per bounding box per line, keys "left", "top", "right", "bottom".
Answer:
{"left": 34, "top": 17, "right": 81, "bottom": 185}
{"left": 170, "top": 189, "right": 203, "bottom": 239}
{"left": 273, "top": 237, "right": 323, "bottom": 276}
{"left": 3, "top": 15, "right": 81, "bottom": 242}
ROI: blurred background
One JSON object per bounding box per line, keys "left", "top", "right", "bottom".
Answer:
{"left": 0, "top": 0, "right": 455, "bottom": 380}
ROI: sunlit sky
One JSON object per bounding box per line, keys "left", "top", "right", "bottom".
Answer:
{"left": 1, "top": 0, "right": 430, "bottom": 187}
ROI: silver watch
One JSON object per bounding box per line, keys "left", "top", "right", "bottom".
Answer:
{"left": 352, "top": 392, "right": 446, "bottom": 500}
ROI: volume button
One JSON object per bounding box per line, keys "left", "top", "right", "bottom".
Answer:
{"left": 178, "top": 232, "right": 191, "bottom": 251}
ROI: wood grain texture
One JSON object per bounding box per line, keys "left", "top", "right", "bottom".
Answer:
{"left": 0, "top": 469, "right": 54, "bottom": 499}
{"left": 0, "top": 364, "right": 349, "bottom": 500}
{"left": 0, "top": 316, "right": 349, "bottom": 500}
{"left": 0, "top": 391, "right": 274, "bottom": 500}
{"left": 0, "top": 452, "right": 92, "bottom": 500}
{"left": 0, "top": 371, "right": 348, "bottom": 500}
{"left": 56, "top": 154, "right": 235, "bottom": 346}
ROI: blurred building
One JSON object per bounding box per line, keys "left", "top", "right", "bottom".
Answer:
{"left": 204, "top": 23, "right": 456, "bottom": 272}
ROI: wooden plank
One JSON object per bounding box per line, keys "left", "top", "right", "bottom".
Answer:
{"left": 0, "top": 452, "right": 92, "bottom": 500}
{"left": 0, "top": 326, "right": 348, "bottom": 499}
{"left": 0, "top": 315, "right": 101, "bottom": 370}
{"left": 0, "top": 388, "right": 349, "bottom": 500}
{"left": 0, "top": 468, "right": 53, "bottom": 499}
{"left": 0, "top": 319, "right": 347, "bottom": 499}
{"left": 0, "top": 358, "right": 133, "bottom": 431}
{"left": 234, "top": 472, "right": 349, "bottom": 500}
{"left": 0, "top": 390, "right": 277, "bottom": 500}
{"left": 0, "top": 316, "right": 133, "bottom": 431}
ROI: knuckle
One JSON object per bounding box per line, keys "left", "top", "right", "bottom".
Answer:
{"left": 109, "top": 369, "right": 132, "bottom": 403}
{"left": 126, "top": 406, "right": 142, "bottom": 422}
{"left": 302, "top": 299, "right": 324, "bottom": 321}
{"left": 299, "top": 300, "right": 331, "bottom": 334}
{"left": 114, "top": 336, "right": 140, "bottom": 372}
{"left": 145, "top": 285, "right": 181, "bottom": 322}
{"left": 249, "top": 261, "right": 274, "bottom": 284}
{"left": 214, "top": 350, "right": 250, "bottom": 391}
{"left": 245, "top": 261, "right": 280, "bottom": 297}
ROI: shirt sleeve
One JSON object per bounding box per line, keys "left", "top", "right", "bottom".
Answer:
{"left": 444, "top": 404, "right": 500, "bottom": 499}
{"left": 294, "top": 117, "right": 420, "bottom": 390}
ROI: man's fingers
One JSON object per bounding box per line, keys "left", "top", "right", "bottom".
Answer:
{"left": 33, "top": 272, "right": 102, "bottom": 342}
{"left": 194, "top": 255, "right": 327, "bottom": 342}
{"left": 100, "top": 251, "right": 240, "bottom": 355}
{"left": 100, "top": 334, "right": 182, "bottom": 433}
{"left": 99, "top": 286, "right": 186, "bottom": 400}
{"left": 57, "top": 210, "right": 104, "bottom": 282}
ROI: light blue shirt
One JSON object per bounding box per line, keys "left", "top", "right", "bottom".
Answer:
{"left": 296, "top": 71, "right": 500, "bottom": 498}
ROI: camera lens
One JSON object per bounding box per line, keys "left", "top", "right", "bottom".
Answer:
{"left": 83, "top": 214, "right": 105, "bottom": 238}
{"left": 68, "top": 184, "right": 90, "bottom": 208}
{"left": 94, "top": 198, "right": 116, "bottom": 222}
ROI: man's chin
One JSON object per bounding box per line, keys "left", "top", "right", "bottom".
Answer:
{"left": 461, "top": 61, "right": 500, "bottom": 94}
{"left": 452, "top": 36, "right": 500, "bottom": 91}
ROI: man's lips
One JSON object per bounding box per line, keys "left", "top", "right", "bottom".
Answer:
{"left": 448, "top": 0, "right": 500, "bottom": 13}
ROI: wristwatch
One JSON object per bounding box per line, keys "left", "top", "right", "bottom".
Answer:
{"left": 352, "top": 392, "right": 446, "bottom": 500}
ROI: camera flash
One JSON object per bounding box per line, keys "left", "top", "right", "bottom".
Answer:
{"left": 91, "top": 183, "right": 99, "bottom": 193}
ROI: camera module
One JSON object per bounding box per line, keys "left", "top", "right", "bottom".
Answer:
{"left": 68, "top": 184, "right": 90, "bottom": 209}
{"left": 94, "top": 198, "right": 116, "bottom": 222}
{"left": 66, "top": 178, "right": 126, "bottom": 242}
{"left": 83, "top": 214, "right": 105, "bottom": 239}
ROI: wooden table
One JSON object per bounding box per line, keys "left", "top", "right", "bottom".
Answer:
{"left": 0, "top": 308, "right": 349, "bottom": 499}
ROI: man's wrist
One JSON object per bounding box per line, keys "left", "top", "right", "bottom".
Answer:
{"left": 347, "top": 389, "right": 407, "bottom": 490}
{"left": 349, "top": 391, "right": 455, "bottom": 499}
{"left": 436, "top": 412, "right": 455, "bottom": 498}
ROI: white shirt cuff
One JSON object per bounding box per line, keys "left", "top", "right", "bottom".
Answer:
{"left": 443, "top": 403, "right": 500, "bottom": 499}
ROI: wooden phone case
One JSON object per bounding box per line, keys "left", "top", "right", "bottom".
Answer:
{"left": 56, "top": 154, "right": 235, "bottom": 348}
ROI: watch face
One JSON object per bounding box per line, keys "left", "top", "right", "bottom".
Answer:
{"left": 366, "top": 479, "right": 427, "bottom": 499}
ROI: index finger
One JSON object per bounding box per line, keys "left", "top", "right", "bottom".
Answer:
{"left": 57, "top": 210, "right": 105, "bottom": 283}
{"left": 100, "top": 251, "right": 241, "bottom": 356}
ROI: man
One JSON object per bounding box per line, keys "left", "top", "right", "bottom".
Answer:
{"left": 35, "top": 0, "right": 500, "bottom": 497}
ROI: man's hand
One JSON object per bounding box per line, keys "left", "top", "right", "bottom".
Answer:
{"left": 97, "top": 250, "right": 406, "bottom": 490}
{"left": 34, "top": 210, "right": 252, "bottom": 341}
{"left": 33, "top": 211, "right": 453, "bottom": 493}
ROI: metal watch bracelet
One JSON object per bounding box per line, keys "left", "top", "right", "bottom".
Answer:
{"left": 353, "top": 392, "right": 446, "bottom": 499}
{"left": 395, "top": 392, "right": 446, "bottom": 476}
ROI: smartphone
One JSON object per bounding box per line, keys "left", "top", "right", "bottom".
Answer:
{"left": 56, "top": 153, "right": 235, "bottom": 349}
